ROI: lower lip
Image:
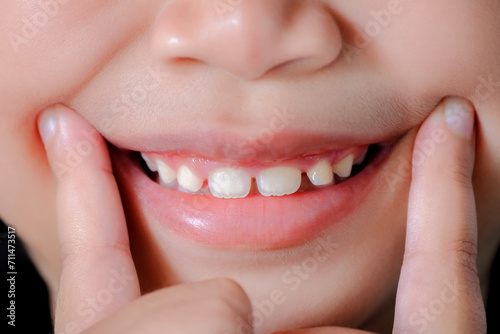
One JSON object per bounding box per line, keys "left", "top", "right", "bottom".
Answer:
{"left": 112, "top": 143, "right": 395, "bottom": 250}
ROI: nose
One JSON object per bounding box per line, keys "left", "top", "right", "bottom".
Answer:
{"left": 150, "top": 0, "right": 343, "bottom": 80}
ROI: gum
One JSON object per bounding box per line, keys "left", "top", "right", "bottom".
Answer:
{"left": 141, "top": 145, "right": 370, "bottom": 180}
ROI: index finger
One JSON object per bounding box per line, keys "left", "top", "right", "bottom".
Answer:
{"left": 393, "top": 97, "right": 486, "bottom": 333}
{"left": 38, "top": 105, "right": 140, "bottom": 333}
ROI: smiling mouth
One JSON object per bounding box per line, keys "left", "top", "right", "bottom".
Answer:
{"left": 138, "top": 144, "right": 378, "bottom": 198}
{"left": 111, "top": 133, "right": 399, "bottom": 250}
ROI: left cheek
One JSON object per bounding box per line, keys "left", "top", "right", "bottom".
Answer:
{"left": 373, "top": 0, "right": 500, "bottom": 99}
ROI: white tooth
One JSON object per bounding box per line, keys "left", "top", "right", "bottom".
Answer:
{"left": 157, "top": 160, "right": 177, "bottom": 185}
{"left": 256, "top": 167, "right": 301, "bottom": 197}
{"left": 208, "top": 168, "right": 251, "bottom": 199}
{"left": 141, "top": 153, "right": 158, "bottom": 172}
{"left": 354, "top": 150, "right": 368, "bottom": 165}
{"left": 332, "top": 154, "right": 354, "bottom": 178}
{"left": 307, "top": 160, "right": 333, "bottom": 186}
{"left": 177, "top": 165, "right": 204, "bottom": 193}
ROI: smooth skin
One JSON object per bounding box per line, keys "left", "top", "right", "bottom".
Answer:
{"left": 39, "top": 97, "right": 485, "bottom": 333}
{"left": 2, "top": 2, "right": 500, "bottom": 333}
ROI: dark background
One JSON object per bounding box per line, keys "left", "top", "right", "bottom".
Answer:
{"left": 1, "top": 221, "right": 52, "bottom": 334}
{"left": 1, "top": 219, "right": 499, "bottom": 333}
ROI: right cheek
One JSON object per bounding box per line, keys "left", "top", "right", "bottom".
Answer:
{"left": 0, "top": 1, "right": 152, "bottom": 110}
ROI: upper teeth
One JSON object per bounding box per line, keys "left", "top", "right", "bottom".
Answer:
{"left": 256, "top": 166, "right": 302, "bottom": 197}
{"left": 145, "top": 152, "right": 360, "bottom": 198}
{"left": 177, "top": 165, "right": 204, "bottom": 193}
{"left": 307, "top": 160, "right": 334, "bottom": 186}
{"left": 141, "top": 153, "right": 159, "bottom": 172}
{"left": 208, "top": 168, "right": 252, "bottom": 199}
{"left": 157, "top": 160, "right": 176, "bottom": 185}
{"left": 332, "top": 154, "right": 354, "bottom": 178}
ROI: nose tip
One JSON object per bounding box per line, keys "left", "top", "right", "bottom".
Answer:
{"left": 150, "top": 0, "right": 343, "bottom": 80}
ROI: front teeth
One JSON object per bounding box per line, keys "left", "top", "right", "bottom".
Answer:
{"left": 208, "top": 168, "right": 251, "bottom": 199}
{"left": 332, "top": 154, "right": 354, "bottom": 178}
{"left": 141, "top": 153, "right": 159, "bottom": 172}
{"left": 158, "top": 160, "right": 176, "bottom": 186}
{"left": 307, "top": 160, "right": 334, "bottom": 186}
{"left": 256, "top": 167, "right": 302, "bottom": 197}
{"left": 177, "top": 165, "right": 204, "bottom": 193}
{"left": 143, "top": 151, "right": 361, "bottom": 198}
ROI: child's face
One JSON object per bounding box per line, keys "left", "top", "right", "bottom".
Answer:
{"left": 1, "top": 0, "right": 500, "bottom": 332}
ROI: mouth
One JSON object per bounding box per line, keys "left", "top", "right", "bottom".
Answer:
{"left": 140, "top": 144, "right": 372, "bottom": 197}
{"left": 111, "top": 133, "right": 400, "bottom": 250}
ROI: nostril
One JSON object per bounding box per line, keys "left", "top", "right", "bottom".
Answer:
{"left": 268, "top": 58, "right": 306, "bottom": 75}
{"left": 266, "top": 57, "right": 327, "bottom": 77}
{"left": 170, "top": 57, "right": 200, "bottom": 65}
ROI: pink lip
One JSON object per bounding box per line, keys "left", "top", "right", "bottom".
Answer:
{"left": 112, "top": 140, "right": 396, "bottom": 250}
{"left": 111, "top": 126, "right": 400, "bottom": 162}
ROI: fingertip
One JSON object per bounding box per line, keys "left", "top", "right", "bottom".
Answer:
{"left": 38, "top": 106, "right": 60, "bottom": 146}
{"left": 444, "top": 97, "right": 475, "bottom": 139}
{"left": 412, "top": 96, "right": 476, "bottom": 180}
{"left": 37, "top": 104, "right": 110, "bottom": 180}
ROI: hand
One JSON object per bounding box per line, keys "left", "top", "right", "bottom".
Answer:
{"left": 275, "top": 97, "right": 487, "bottom": 334}
{"left": 38, "top": 105, "right": 252, "bottom": 334}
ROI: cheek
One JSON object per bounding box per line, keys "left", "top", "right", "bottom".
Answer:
{"left": 0, "top": 0, "right": 149, "bottom": 287}
{"left": 367, "top": 0, "right": 500, "bottom": 98}
{"left": 0, "top": 0, "right": 150, "bottom": 110}
{"left": 0, "top": 0, "right": 120, "bottom": 236}
{"left": 0, "top": 109, "right": 61, "bottom": 285}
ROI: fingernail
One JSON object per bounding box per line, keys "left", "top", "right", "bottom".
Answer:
{"left": 38, "top": 108, "right": 59, "bottom": 145}
{"left": 444, "top": 98, "right": 475, "bottom": 139}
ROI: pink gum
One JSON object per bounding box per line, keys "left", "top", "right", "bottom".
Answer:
{"left": 142, "top": 145, "right": 370, "bottom": 179}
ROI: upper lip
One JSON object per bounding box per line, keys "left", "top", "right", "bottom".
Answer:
{"left": 98, "top": 98, "right": 438, "bottom": 161}
{"left": 72, "top": 69, "right": 441, "bottom": 161}
{"left": 109, "top": 126, "right": 404, "bottom": 162}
